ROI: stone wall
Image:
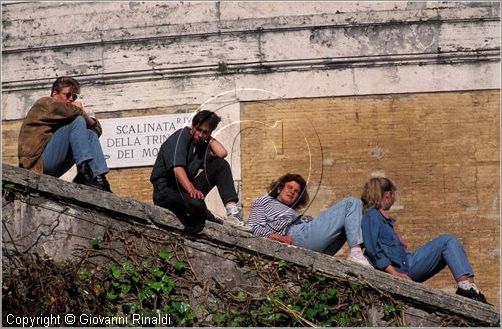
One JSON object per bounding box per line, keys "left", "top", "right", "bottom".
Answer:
{"left": 2, "top": 164, "right": 500, "bottom": 326}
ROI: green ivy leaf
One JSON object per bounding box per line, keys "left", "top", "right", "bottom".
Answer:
{"left": 326, "top": 287, "right": 338, "bottom": 300}
{"left": 139, "top": 288, "right": 155, "bottom": 301}
{"left": 158, "top": 248, "right": 173, "bottom": 261}
{"left": 161, "top": 278, "right": 175, "bottom": 295}
{"left": 141, "top": 258, "right": 153, "bottom": 269}
{"left": 90, "top": 238, "right": 100, "bottom": 249}
{"left": 110, "top": 265, "right": 123, "bottom": 280}
{"left": 349, "top": 303, "right": 360, "bottom": 314}
{"left": 235, "top": 291, "right": 247, "bottom": 302}
{"left": 230, "top": 315, "right": 248, "bottom": 327}
{"left": 172, "top": 301, "right": 190, "bottom": 314}
{"left": 275, "top": 260, "right": 287, "bottom": 268}
{"left": 120, "top": 284, "right": 132, "bottom": 294}
{"left": 173, "top": 261, "right": 187, "bottom": 272}
{"left": 150, "top": 267, "right": 163, "bottom": 278}
{"left": 315, "top": 274, "right": 327, "bottom": 282}
{"left": 2, "top": 183, "right": 15, "bottom": 191}
{"left": 106, "top": 291, "right": 117, "bottom": 301}
{"left": 122, "top": 261, "right": 134, "bottom": 271}
{"left": 77, "top": 268, "right": 90, "bottom": 281}
{"left": 145, "top": 280, "right": 163, "bottom": 292}
{"left": 214, "top": 314, "right": 227, "bottom": 326}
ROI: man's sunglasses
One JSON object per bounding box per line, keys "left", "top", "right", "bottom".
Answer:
{"left": 64, "top": 92, "right": 78, "bottom": 101}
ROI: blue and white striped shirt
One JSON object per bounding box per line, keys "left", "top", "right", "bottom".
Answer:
{"left": 248, "top": 195, "right": 300, "bottom": 237}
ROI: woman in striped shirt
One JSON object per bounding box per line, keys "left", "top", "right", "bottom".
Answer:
{"left": 248, "top": 173, "right": 370, "bottom": 265}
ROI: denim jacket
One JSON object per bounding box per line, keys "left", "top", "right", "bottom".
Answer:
{"left": 362, "top": 208, "right": 409, "bottom": 273}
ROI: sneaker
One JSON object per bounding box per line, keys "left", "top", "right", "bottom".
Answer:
{"left": 347, "top": 253, "right": 372, "bottom": 267}
{"left": 456, "top": 287, "right": 489, "bottom": 304}
{"left": 225, "top": 202, "right": 244, "bottom": 226}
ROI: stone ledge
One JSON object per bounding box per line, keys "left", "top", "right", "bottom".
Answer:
{"left": 2, "top": 163, "right": 500, "bottom": 326}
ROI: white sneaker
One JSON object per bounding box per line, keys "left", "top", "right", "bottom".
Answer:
{"left": 347, "top": 253, "right": 372, "bottom": 267}
{"left": 225, "top": 202, "right": 244, "bottom": 226}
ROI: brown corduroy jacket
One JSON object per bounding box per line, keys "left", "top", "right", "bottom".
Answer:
{"left": 18, "top": 96, "right": 102, "bottom": 173}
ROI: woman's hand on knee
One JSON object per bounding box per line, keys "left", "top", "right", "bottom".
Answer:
{"left": 385, "top": 265, "right": 412, "bottom": 281}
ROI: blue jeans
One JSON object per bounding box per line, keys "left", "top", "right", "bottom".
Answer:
{"left": 407, "top": 234, "right": 474, "bottom": 282}
{"left": 42, "top": 116, "right": 108, "bottom": 178}
{"left": 287, "top": 197, "right": 364, "bottom": 255}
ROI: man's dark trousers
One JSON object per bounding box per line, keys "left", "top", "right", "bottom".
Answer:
{"left": 153, "top": 158, "right": 238, "bottom": 230}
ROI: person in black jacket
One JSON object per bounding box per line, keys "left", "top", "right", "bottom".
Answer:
{"left": 150, "top": 110, "right": 242, "bottom": 231}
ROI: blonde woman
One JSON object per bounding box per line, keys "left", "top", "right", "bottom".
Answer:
{"left": 361, "top": 176, "right": 489, "bottom": 304}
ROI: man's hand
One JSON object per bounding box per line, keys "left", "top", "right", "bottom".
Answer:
{"left": 75, "top": 105, "right": 98, "bottom": 127}
{"left": 268, "top": 233, "right": 293, "bottom": 245}
{"left": 188, "top": 187, "right": 205, "bottom": 200}
{"left": 173, "top": 167, "right": 205, "bottom": 199}
{"left": 73, "top": 101, "right": 83, "bottom": 109}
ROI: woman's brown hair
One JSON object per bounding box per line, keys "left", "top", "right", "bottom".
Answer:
{"left": 361, "top": 176, "right": 396, "bottom": 210}
{"left": 268, "top": 173, "right": 309, "bottom": 210}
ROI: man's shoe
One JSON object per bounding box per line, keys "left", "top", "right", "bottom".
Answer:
{"left": 456, "top": 287, "right": 489, "bottom": 304}
{"left": 74, "top": 162, "right": 112, "bottom": 192}
{"left": 74, "top": 162, "right": 101, "bottom": 190}
{"left": 96, "top": 175, "right": 112, "bottom": 193}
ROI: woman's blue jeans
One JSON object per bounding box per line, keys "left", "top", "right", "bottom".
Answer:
{"left": 42, "top": 116, "right": 108, "bottom": 178}
{"left": 407, "top": 234, "right": 474, "bottom": 282}
{"left": 287, "top": 197, "right": 364, "bottom": 255}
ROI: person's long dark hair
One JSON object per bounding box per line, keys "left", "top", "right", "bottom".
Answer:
{"left": 192, "top": 110, "right": 221, "bottom": 131}
{"left": 268, "top": 173, "right": 309, "bottom": 210}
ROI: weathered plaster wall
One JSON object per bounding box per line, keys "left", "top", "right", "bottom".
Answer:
{"left": 2, "top": 1, "right": 499, "bottom": 119}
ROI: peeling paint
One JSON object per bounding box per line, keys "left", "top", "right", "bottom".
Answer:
{"left": 370, "top": 170, "right": 387, "bottom": 178}
{"left": 369, "top": 146, "right": 384, "bottom": 160}
{"left": 464, "top": 204, "right": 480, "bottom": 211}
{"left": 128, "top": 2, "right": 140, "bottom": 11}
{"left": 322, "top": 158, "right": 335, "bottom": 166}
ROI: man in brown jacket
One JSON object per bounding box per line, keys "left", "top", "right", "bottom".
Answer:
{"left": 18, "top": 76, "right": 111, "bottom": 192}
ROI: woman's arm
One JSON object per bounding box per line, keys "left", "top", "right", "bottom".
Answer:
{"left": 268, "top": 233, "right": 293, "bottom": 245}
{"left": 394, "top": 227, "right": 408, "bottom": 249}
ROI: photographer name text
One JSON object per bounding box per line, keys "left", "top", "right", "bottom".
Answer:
{"left": 6, "top": 313, "right": 172, "bottom": 327}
